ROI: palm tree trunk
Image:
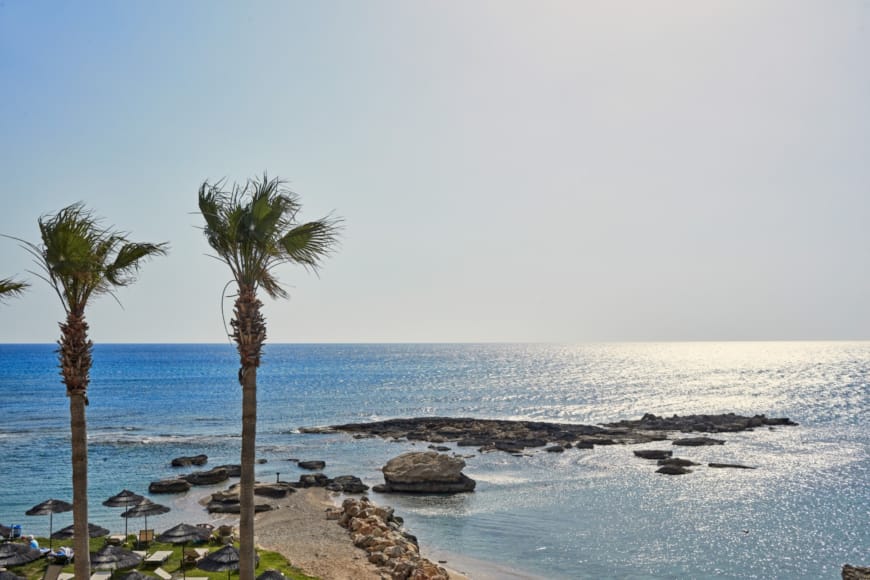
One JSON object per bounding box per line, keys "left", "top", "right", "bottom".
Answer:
{"left": 232, "top": 287, "right": 265, "bottom": 580}
{"left": 59, "top": 312, "right": 92, "bottom": 580}
{"left": 69, "top": 393, "right": 90, "bottom": 580}
{"left": 238, "top": 366, "right": 257, "bottom": 580}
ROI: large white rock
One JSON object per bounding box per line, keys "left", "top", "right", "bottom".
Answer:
{"left": 377, "top": 451, "right": 475, "bottom": 493}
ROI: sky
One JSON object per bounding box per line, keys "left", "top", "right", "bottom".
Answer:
{"left": 1, "top": 0, "right": 868, "bottom": 343}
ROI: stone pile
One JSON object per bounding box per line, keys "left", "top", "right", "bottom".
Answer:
{"left": 338, "top": 496, "right": 450, "bottom": 580}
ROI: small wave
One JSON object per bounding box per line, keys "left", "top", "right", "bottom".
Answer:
{"left": 88, "top": 432, "right": 236, "bottom": 446}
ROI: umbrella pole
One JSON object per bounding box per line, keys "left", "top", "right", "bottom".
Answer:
{"left": 124, "top": 499, "right": 128, "bottom": 541}
{"left": 182, "top": 541, "right": 187, "bottom": 580}
{"left": 49, "top": 511, "right": 53, "bottom": 552}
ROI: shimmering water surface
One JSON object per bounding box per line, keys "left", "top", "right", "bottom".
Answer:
{"left": 0, "top": 343, "right": 867, "bottom": 579}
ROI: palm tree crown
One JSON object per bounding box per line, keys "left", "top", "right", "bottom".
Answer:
{"left": 18, "top": 203, "right": 168, "bottom": 316}
{"left": 199, "top": 173, "right": 341, "bottom": 299}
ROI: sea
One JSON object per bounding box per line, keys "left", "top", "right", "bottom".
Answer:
{"left": 0, "top": 342, "right": 867, "bottom": 579}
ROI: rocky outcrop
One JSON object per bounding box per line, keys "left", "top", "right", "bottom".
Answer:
{"left": 604, "top": 412, "right": 797, "bottom": 432}
{"left": 326, "top": 475, "right": 370, "bottom": 494}
{"left": 318, "top": 416, "right": 661, "bottom": 454}
{"left": 339, "top": 496, "right": 449, "bottom": 580}
{"left": 309, "top": 413, "right": 796, "bottom": 455}
{"left": 149, "top": 478, "right": 192, "bottom": 494}
{"left": 217, "top": 464, "right": 241, "bottom": 477}
{"left": 634, "top": 450, "right": 672, "bottom": 460}
{"left": 374, "top": 452, "right": 475, "bottom": 494}
{"left": 843, "top": 564, "right": 870, "bottom": 580}
{"left": 253, "top": 482, "right": 296, "bottom": 498}
{"left": 672, "top": 437, "right": 725, "bottom": 446}
{"left": 298, "top": 460, "right": 326, "bottom": 471}
{"left": 184, "top": 466, "right": 230, "bottom": 485}
{"left": 171, "top": 454, "right": 208, "bottom": 467}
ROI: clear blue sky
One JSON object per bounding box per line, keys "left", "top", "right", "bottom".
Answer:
{"left": 1, "top": 1, "right": 868, "bottom": 343}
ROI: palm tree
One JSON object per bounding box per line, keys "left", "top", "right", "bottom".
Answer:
{"left": 198, "top": 174, "right": 341, "bottom": 580}
{"left": 0, "top": 277, "right": 28, "bottom": 302}
{"left": 13, "top": 203, "right": 167, "bottom": 580}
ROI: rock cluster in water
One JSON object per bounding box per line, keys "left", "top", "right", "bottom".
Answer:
{"left": 303, "top": 413, "right": 797, "bottom": 456}
{"left": 149, "top": 464, "right": 241, "bottom": 494}
{"left": 338, "top": 496, "right": 450, "bottom": 580}
{"left": 203, "top": 473, "right": 369, "bottom": 513}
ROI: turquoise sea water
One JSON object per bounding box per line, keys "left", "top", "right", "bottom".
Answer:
{"left": 0, "top": 342, "right": 867, "bottom": 579}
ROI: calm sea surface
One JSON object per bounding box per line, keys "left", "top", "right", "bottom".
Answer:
{"left": 0, "top": 342, "right": 867, "bottom": 579}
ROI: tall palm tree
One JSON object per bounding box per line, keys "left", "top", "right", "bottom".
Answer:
{"left": 0, "top": 277, "right": 28, "bottom": 302}
{"left": 13, "top": 204, "right": 167, "bottom": 580}
{"left": 198, "top": 174, "right": 341, "bottom": 580}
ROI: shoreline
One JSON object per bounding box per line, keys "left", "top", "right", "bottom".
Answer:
{"left": 182, "top": 485, "right": 482, "bottom": 579}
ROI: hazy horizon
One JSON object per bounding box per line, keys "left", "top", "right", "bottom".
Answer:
{"left": 2, "top": 1, "right": 868, "bottom": 343}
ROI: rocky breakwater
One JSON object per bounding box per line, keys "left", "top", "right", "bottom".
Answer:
{"left": 373, "top": 451, "right": 475, "bottom": 494}
{"left": 339, "top": 496, "right": 450, "bottom": 580}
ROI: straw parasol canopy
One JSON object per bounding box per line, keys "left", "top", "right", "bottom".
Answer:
{"left": 0, "top": 570, "right": 26, "bottom": 580}
{"left": 157, "top": 523, "right": 212, "bottom": 580}
{"left": 256, "top": 571, "right": 287, "bottom": 580}
{"left": 25, "top": 498, "right": 73, "bottom": 552}
{"left": 51, "top": 522, "right": 110, "bottom": 539}
{"left": 120, "top": 499, "right": 170, "bottom": 532}
{"left": 103, "top": 490, "right": 144, "bottom": 539}
{"left": 156, "top": 523, "right": 211, "bottom": 545}
{"left": 0, "top": 524, "right": 11, "bottom": 537}
{"left": 89, "top": 544, "right": 144, "bottom": 571}
{"left": 0, "top": 543, "right": 44, "bottom": 567}
{"left": 197, "top": 545, "right": 257, "bottom": 580}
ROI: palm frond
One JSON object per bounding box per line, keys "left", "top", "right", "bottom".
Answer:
{"left": 0, "top": 277, "right": 29, "bottom": 302}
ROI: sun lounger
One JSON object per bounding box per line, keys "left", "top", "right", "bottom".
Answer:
{"left": 90, "top": 572, "right": 111, "bottom": 580}
{"left": 58, "top": 573, "right": 75, "bottom": 580}
{"left": 153, "top": 567, "right": 172, "bottom": 580}
{"left": 145, "top": 550, "right": 173, "bottom": 565}
{"left": 43, "top": 564, "right": 64, "bottom": 580}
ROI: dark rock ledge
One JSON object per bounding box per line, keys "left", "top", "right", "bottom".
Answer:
{"left": 300, "top": 413, "right": 797, "bottom": 455}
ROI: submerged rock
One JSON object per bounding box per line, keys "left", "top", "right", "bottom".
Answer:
{"left": 657, "top": 458, "right": 699, "bottom": 467}
{"left": 708, "top": 463, "right": 756, "bottom": 469}
{"left": 656, "top": 465, "right": 692, "bottom": 475}
{"left": 672, "top": 437, "right": 726, "bottom": 446}
{"left": 634, "top": 449, "right": 673, "bottom": 460}
{"left": 298, "top": 460, "right": 326, "bottom": 471}
{"left": 171, "top": 454, "right": 208, "bottom": 467}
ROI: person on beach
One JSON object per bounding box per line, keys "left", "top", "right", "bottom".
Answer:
{"left": 28, "top": 535, "right": 39, "bottom": 549}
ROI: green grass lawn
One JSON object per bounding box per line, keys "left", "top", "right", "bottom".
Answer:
{"left": 6, "top": 536, "right": 317, "bottom": 580}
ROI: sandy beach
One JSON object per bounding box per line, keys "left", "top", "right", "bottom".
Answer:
{"left": 194, "top": 486, "right": 471, "bottom": 580}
